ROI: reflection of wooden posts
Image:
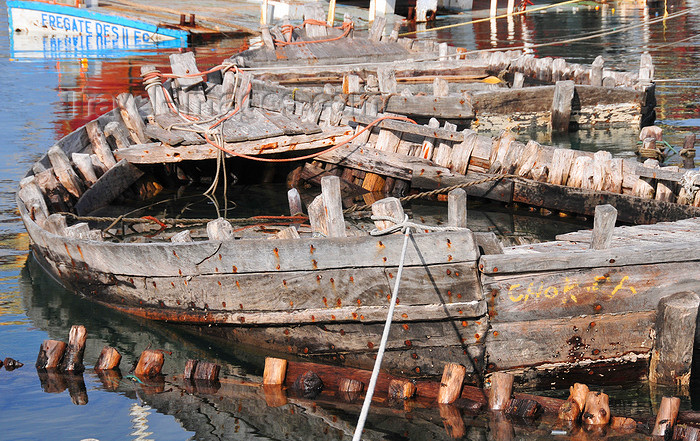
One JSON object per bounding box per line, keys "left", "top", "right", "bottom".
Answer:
{"left": 437, "top": 363, "right": 466, "bottom": 404}
{"left": 489, "top": 411, "right": 514, "bottom": 441}
{"left": 652, "top": 396, "right": 681, "bottom": 437}
{"left": 581, "top": 391, "right": 610, "bottom": 425}
{"left": 489, "top": 372, "right": 514, "bottom": 410}
{"left": 95, "top": 368, "right": 122, "bottom": 391}
{"left": 263, "top": 357, "right": 288, "bottom": 385}
{"left": 36, "top": 340, "right": 67, "bottom": 370}
{"left": 95, "top": 346, "right": 121, "bottom": 370}
{"left": 590, "top": 204, "right": 617, "bottom": 250}
{"left": 38, "top": 369, "right": 67, "bottom": 393}
{"left": 62, "top": 325, "right": 87, "bottom": 372}
{"left": 263, "top": 384, "right": 288, "bottom": 407}
{"left": 66, "top": 373, "right": 88, "bottom": 405}
{"left": 134, "top": 350, "right": 164, "bottom": 378}
{"left": 439, "top": 404, "right": 466, "bottom": 439}
{"left": 649, "top": 292, "right": 700, "bottom": 387}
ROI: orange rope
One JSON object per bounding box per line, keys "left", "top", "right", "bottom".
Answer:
{"left": 273, "top": 20, "right": 353, "bottom": 47}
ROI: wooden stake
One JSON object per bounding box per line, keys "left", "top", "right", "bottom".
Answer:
{"left": 682, "top": 134, "right": 696, "bottom": 169}
{"left": 448, "top": 188, "right": 467, "bottom": 228}
{"left": 652, "top": 396, "right": 681, "bottom": 437}
{"left": 61, "top": 325, "right": 87, "bottom": 372}
{"left": 371, "top": 197, "right": 404, "bottom": 233}
{"left": 193, "top": 361, "right": 221, "bottom": 382}
{"left": 206, "top": 218, "right": 234, "bottom": 241}
{"left": 569, "top": 383, "right": 589, "bottom": 411}
{"left": 36, "top": 340, "right": 67, "bottom": 370}
{"left": 488, "top": 372, "right": 514, "bottom": 411}
{"left": 327, "top": 0, "right": 336, "bottom": 26}
{"left": 320, "top": 175, "right": 346, "bottom": 237}
{"left": 287, "top": 188, "right": 303, "bottom": 215}
{"left": 339, "top": 377, "right": 364, "bottom": 393}
{"left": 505, "top": 398, "right": 542, "bottom": 419}
{"left": 590, "top": 204, "right": 617, "bottom": 250}
{"left": 590, "top": 56, "right": 604, "bottom": 86}
{"left": 581, "top": 391, "right": 610, "bottom": 425}
{"left": 551, "top": 80, "right": 575, "bottom": 133}
{"left": 649, "top": 292, "right": 700, "bottom": 386}
{"left": 388, "top": 379, "right": 416, "bottom": 400}
{"left": 94, "top": 346, "right": 121, "bottom": 370}
{"left": 437, "top": 363, "right": 466, "bottom": 404}
{"left": 134, "top": 349, "right": 164, "bottom": 378}
{"left": 558, "top": 398, "right": 580, "bottom": 421}
{"left": 263, "top": 357, "right": 287, "bottom": 385}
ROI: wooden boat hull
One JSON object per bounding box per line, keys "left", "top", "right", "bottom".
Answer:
{"left": 7, "top": 0, "right": 189, "bottom": 45}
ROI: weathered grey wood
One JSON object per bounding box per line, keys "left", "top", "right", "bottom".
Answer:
{"left": 448, "top": 189, "right": 467, "bottom": 228}
{"left": 171, "top": 230, "right": 193, "bottom": 243}
{"left": 260, "top": 24, "right": 275, "bottom": 49}
{"left": 372, "top": 197, "right": 404, "bottom": 233}
{"left": 590, "top": 56, "right": 604, "bottom": 86}
{"left": 547, "top": 148, "right": 575, "bottom": 186}
{"left": 207, "top": 218, "right": 234, "bottom": 241}
{"left": 550, "top": 80, "right": 575, "bottom": 132}
{"left": 512, "top": 72, "right": 524, "bottom": 89}
{"left": 153, "top": 114, "right": 205, "bottom": 145}
{"left": 649, "top": 292, "right": 700, "bottom": 386}
{"left": 115, "top": 128, "right": 352, "bottom": 164}
{"left": 140, "top": 65, "right": 168, "bottom": 115}
{"left": 288, "top": 188, "right": 303, "bottom": 215}
{"left": 590, "top": 204, "right": 617, "bottom": 250}
{"left": 275, "top": 226, "right": 301, "bottom": 239}
{"left": 34, "top": 169, "right": 70, "bottom": 212}
{"left": 418, "top": 118, "right": 440, "bottom": 160}
{"left": 144, "top": 124, "right": 186, "bottom": 146}
{"left": 317, "top": 144, "right": 412, "bottom": 180}
{"left": 18, "top": 178, "right": 50, "bottom": 223}
{"left": 433, "top": 77, "right": 449, "bottom": 97}
{"left": 71, "top": 153, "right": 98, "bottom": 186}
{"left": 342, "top": 75, "right": 362, "bottom": 94}
{"left": 221, "top": 69, "right": 236, "bottom": 110}
{"left": 344, "top": 113, "right": 465, "bottom": 142}
{"left": 235, "top": 71, "right": 253, "bottom": 110}
{"left": 44, "top": 213, "right": 68, "bottom": 235}
{"left": 169, "top": 52, "right": 204, "bottom": 89}
{"left": 474, "top": 232, "right": 503, "bottom": 255}
{"left": 480, "top": 237, "right": 700, "bottom": 275}
{"left": 74, "top": 159, "right": 144, "bottom": 216}
{"left": 433, "top": 121, "right": 457, "bottom": 167}
{"left": 640, "top": 52, "right": 654, "bottom": 83}
{"left": 368, "top": 16, "right": 386, "bottom": 42}
{"left": 65, "top": 222, "right": 91, "bottom": 239}
{"left": 377, "top": 67, "right": 397, "bottom": 94}
{"left": 85, "top": 121, "right": 118, "bottom": 168}
{"left": 320, "top": 176, "right": 346, "bottom": 238}
{"left": 48, "top": 145, "right": 85, "bottom": 198}
{"left": 117, "top": 93, "right": 148, "bottom": 144}
{"left": 103, "top": 121, "right": 132, "bottom": 150}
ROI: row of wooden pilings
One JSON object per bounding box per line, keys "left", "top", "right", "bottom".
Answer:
{"left": 26, "top": 325, "right": 700, "bottom": 439}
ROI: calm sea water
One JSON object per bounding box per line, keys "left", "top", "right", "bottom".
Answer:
{"left": 1, "top": 0, "right": 699, "bottom": 439}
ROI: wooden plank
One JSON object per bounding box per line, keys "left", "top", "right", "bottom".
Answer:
{"left": 224, "top": 109, "right": 286, "bottom": 140}
{"left": 259, "top": 110, "right": 306, "bottom": 135}
{"left": 169, "top": 52, "right": 204, "bottom": 88}
{"left": 486, "top": 311, "right": 654, "bottom": 371}
{"left": 317, "top": 144, "right": 413, "bottom": 180}
{"left": 116, "top": 93, "right": 148, "bottom": 144}
{"left": 48, "top": 145, "right": 85, "bottom": 198}
{"left": 115, "top": 128, "right": 353, "bottom": 164}
{"left": 74, "top": 159, "right": 144, "bottom": 215}
{"left": 85, "top": 121, "right": 117, "bottom": 168}
{"left": 153, "top": 114, "right": 205, "bottom": 145}
{"left": 300, "top": 163, "right": 367, "bottom": 195}
{"left": 144, "top": 124, "right": 185, "bottom": 146}
{"left": 71, "top": 153, "right": 98, "bottom": 186}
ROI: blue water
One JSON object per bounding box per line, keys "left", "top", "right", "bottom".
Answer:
{"left": 1, "top": 0, "right": 699, "bottom": 439}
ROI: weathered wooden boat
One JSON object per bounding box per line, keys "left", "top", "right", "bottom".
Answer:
{"left": 16, "top": 20, "right": 700, "bottom": 387}
{"left": 7, "top": 0, "right": 254, "bottom": 47}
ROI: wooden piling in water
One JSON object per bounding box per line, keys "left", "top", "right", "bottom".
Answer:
{"left": 581, "top": 391, "right": 610, "bottom": 425}
{"left": 134, "top": 349, "right": 165, "bottom": 378}
{"left": 437, "top": 363, "right": 466, "bottom": 404}
{"left": 263, "top": 357, "right": 287, "bottom": 385}
{"left": 36, "top": 340, "right": 67, "bottom": 370}
{"left": 652, "top": 396, "right": 681, "bottom": 437}
{"left": 649, "top": 291, "right": 700, "bottom": 387}
{"left": 590, "top": 204, "right": 617, "bottom": 250}
{"left": 61, "top": 325, "right": 87, "bottom": 372}
{"left": 94, "top": 346, "right": 121, "bottom": 370}
{"left": 488, "top": 372, "right": 514, "bottom": 411}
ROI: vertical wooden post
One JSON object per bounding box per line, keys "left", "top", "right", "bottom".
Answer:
{"left": 489, "top": 0, "right": 497, "bottom": 18}
{"left": 287, "top": 188, "right": 303, "bottom": 215}
{"left": 682, "top": 134, "right": 696, "bottom": 169}
{"left": 193, "top": 361, "right": 221, "bottom": 381}
{"left": 590, "top": 204, "right": 617, "bottom": 250}
{"left": 652, "top": 396, "right": 681, "bottom": 436}
{"left": 377, "top": 67, "right": 397, "bottom": 94}
{"left": 140, "top": 65, "right": 168, "bottom": 115}
{"left": 581, "top": 391, "right": 610, "bottom": 425}
{"left": 260, "top": 0, "right": 268, "bottom": 25}
{"left": 590, "top": 56, "right": 604, "bottom": 87}
{"left": 321, "top": 176, "right": 346, "bottom": 237}
{"left": 327, "top": 0, "right": 336, "bottom": 26}
{"left": 61, "top": 325, "right": 87, "bottom": 372}
{"left": 184, "top": 359, "right": 198, "bottom": 379}
{"left": 437, "top": 363, "right": 466, "bottom": 404}
{"left": 448, "top": 188, "right": 467, "bottom": 228}
{"left": 94, "top": 346, "right": 121, "bottom": 370}
{"left": 388, "top": 379, "right": 416, "bottom": 399}
{"left": 36, "top": 340, "right": 67, "bottom": 370}
{"left": 488, "top": 372, "right": 514, "bottom": 411}
{"left": 263, "top": 357, "right": 288, "bottom": 385}
{"left": 371, "top": 197, "right": 404, "bottom": 233}
{"left": 570, "top": 383, "right": 589, "bottom": 411}
{"left": 649, "top": 291, "right": 700, "bottom": 386}
{"left": 550, "top": 80, "right": 575, "bottom": 133}
{"left": 512, "top": 72, "right": 524, "bottom": 89}
{"left": 640, "top": 52, "right": 654, "bottom": 83}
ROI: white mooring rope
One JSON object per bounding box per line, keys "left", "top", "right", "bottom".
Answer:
{"left": 352, "top": 225, "right": 412, "bottom": 441}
